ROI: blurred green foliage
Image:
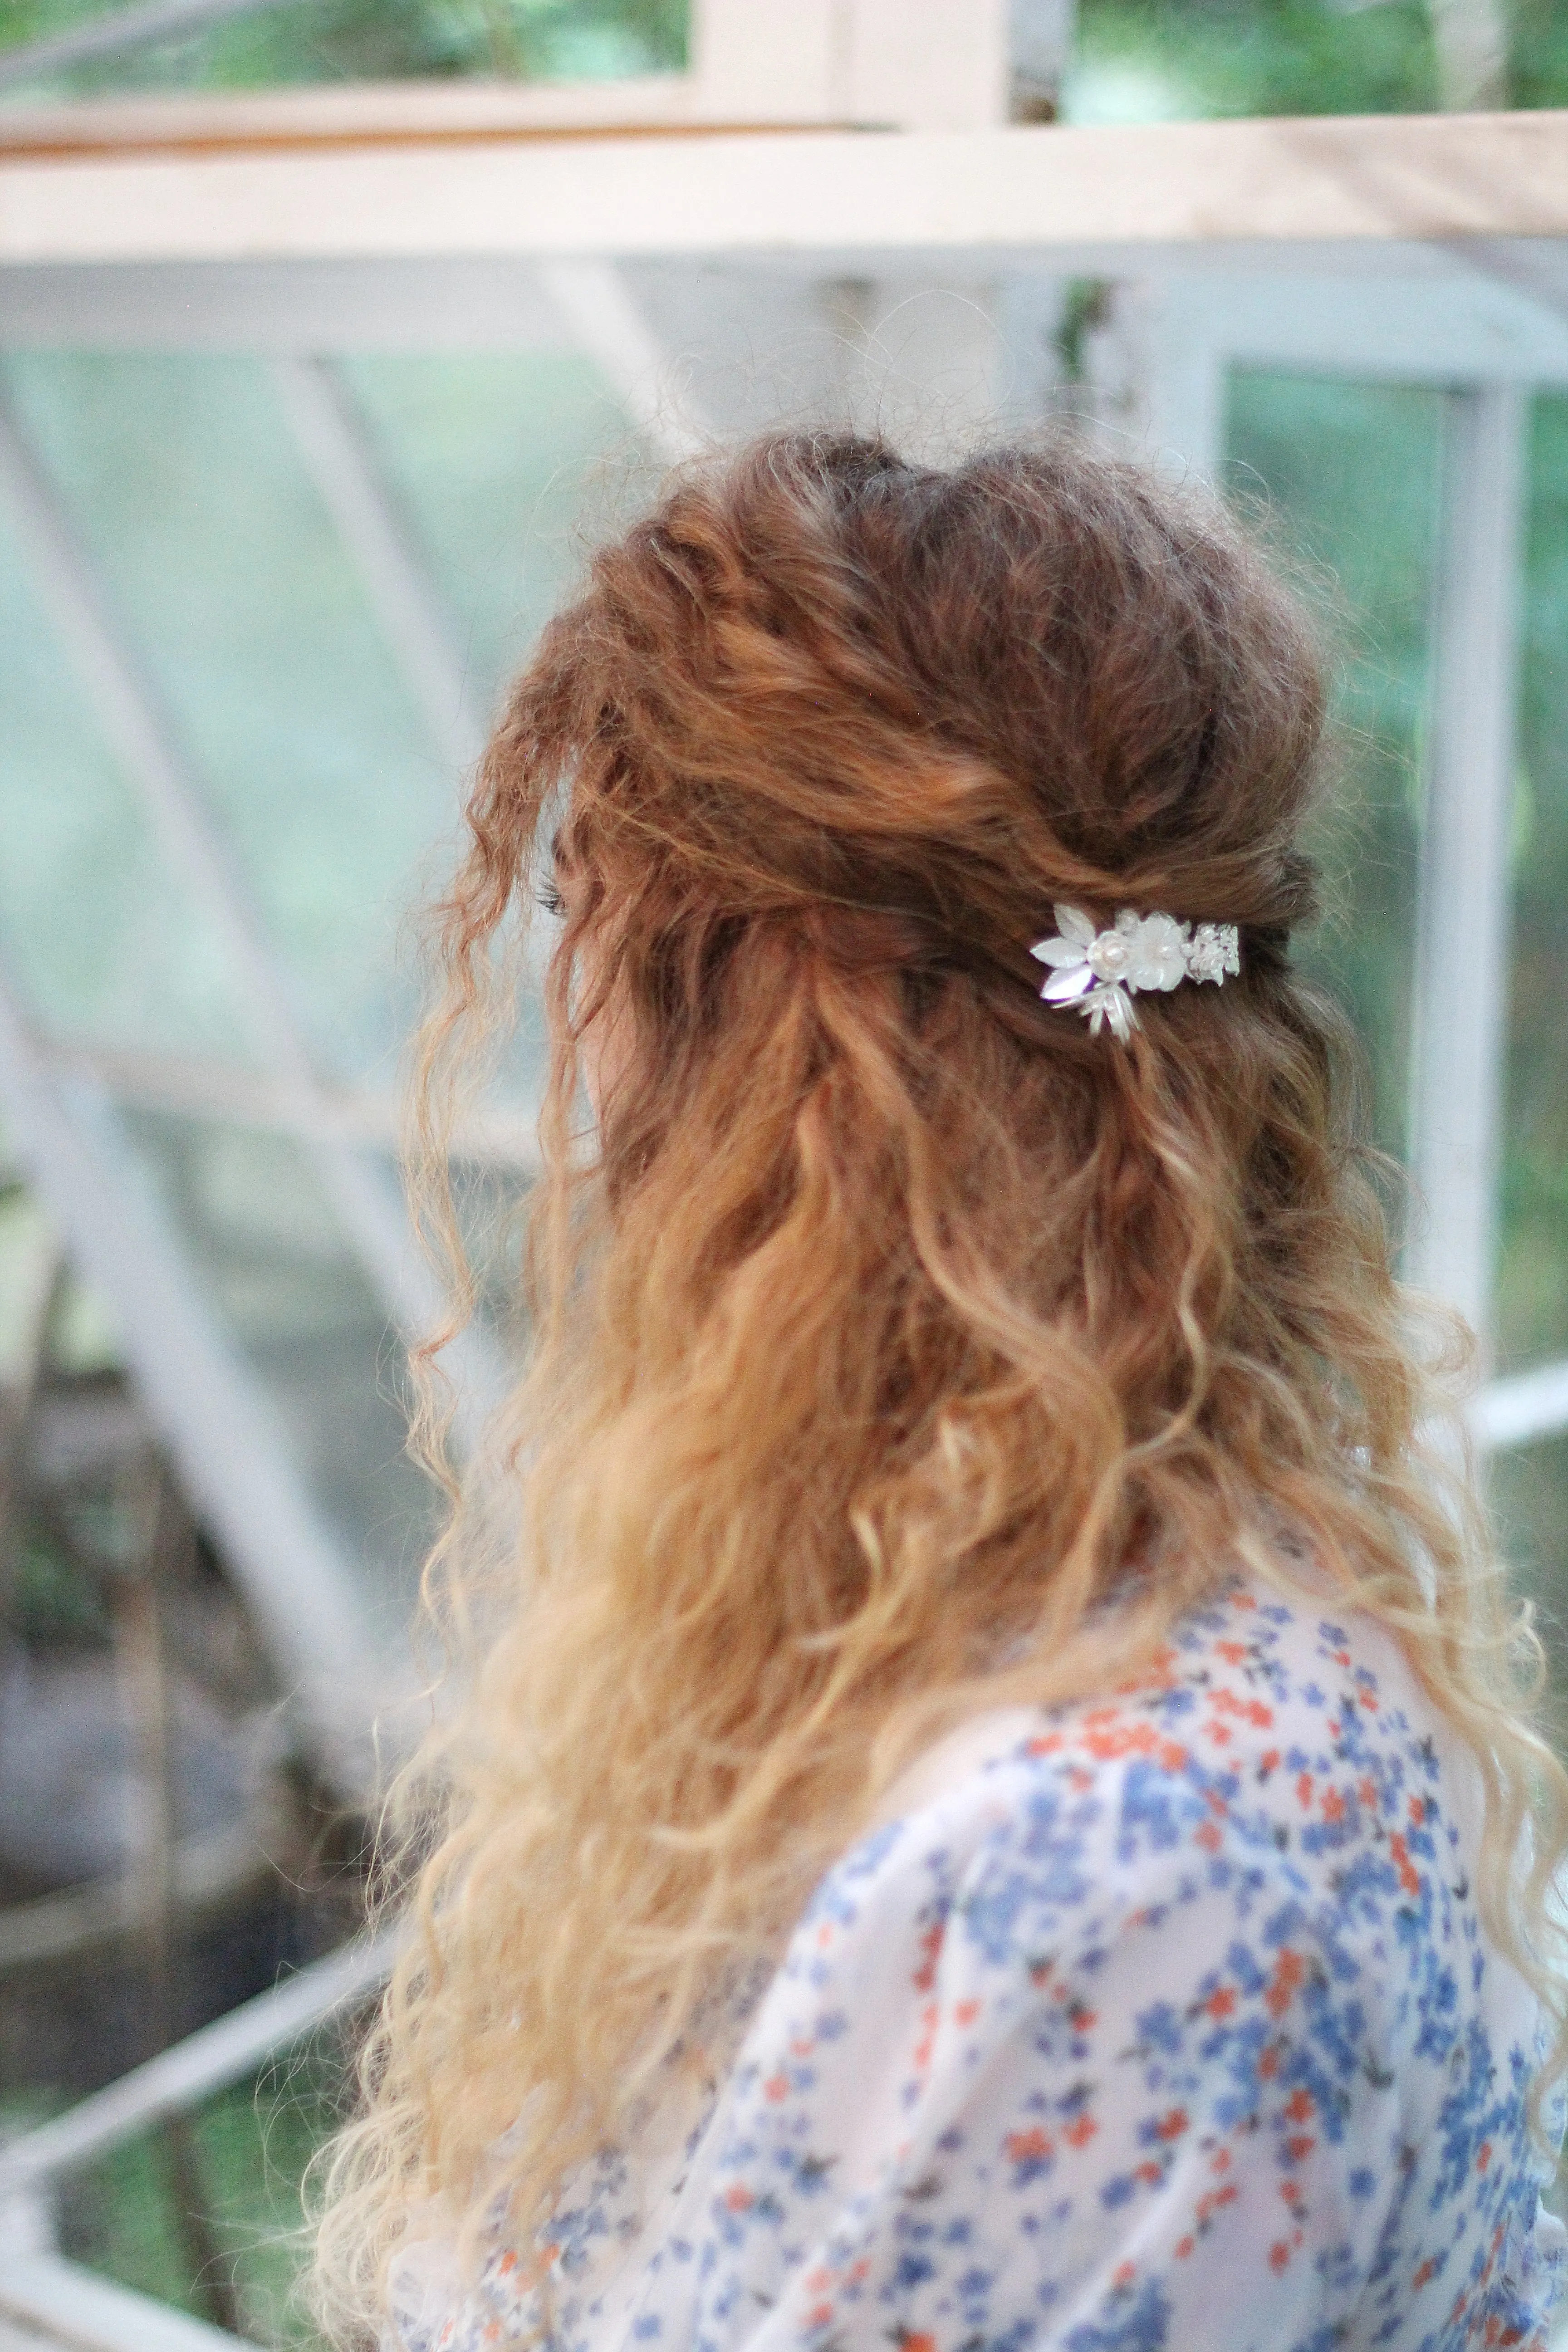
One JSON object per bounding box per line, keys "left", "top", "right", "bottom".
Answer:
{"left": 1067, "top": 0, "right": 1568, "bottom": 122}
{"left": 1223, "top": 373, "right": 1445, "bottom": 1169}
{"left": 7, "top": 1526, "right": 114, "bottom": 1647}
{"left": 3, "top": 0, "right": 1567, "bottom": 111}
{"left": 0, "top": 0, "right": 688, "bottom": 96}
{"left": 1069, "top": 0, "right": 1440, "bottom": 119}
{"left": 1505, "top": 394, "right": 1568, "bottom": 1378}
{"left": 1511, "top": 0, "right": 1568, "bottom": 107}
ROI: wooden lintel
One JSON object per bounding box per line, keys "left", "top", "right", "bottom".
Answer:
{"left": 0, "top": 106, "right": 1564, "bottom": 268}
{"left": 0, "top": 74, "right": 860, "bottom": 161}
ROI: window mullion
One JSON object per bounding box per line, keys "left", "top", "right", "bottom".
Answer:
{"left": 1405, "top": 381, "right": 1529, "bottom": 1357}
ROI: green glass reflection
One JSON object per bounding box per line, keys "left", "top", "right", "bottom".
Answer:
{"left": 0, "top": 501, "right": 250, "bottom": 1057}
{"left": 338, "top": 351, "right": 657, "bottom": 723}
{"left": 339, "top": 350, "right": 653, "bottom": 1097}
{"left": 3, "top": 351, "right": 642, "bottom": 1095}
{"left": 1224, "top": 373, "right": 1446, "bottom": 1165}
{"left": 1499, "top": 397, "right": 1568, "bottom": 1377}
{"left": 3, "top": 353, "right": 459, "bottom": 1085}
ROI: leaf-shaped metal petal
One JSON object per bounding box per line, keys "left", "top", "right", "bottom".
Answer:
{"left": 1053, "top": 904, "right": 1097, "bottom": 947}
{"left": 1030, "top": 935, "right": 1084, "bottom": 967}
{"left": 1042, "top": 964, "right": 1094, "bottom": 1002}
{"left": 1081, "top": 983, "right": 1136, "bottom": 1040}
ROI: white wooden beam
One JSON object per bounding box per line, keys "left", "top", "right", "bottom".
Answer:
{"left": 1083, "top": 278, "right": 1226, "bottom": 480}
{"left": 1, "top": 112, "right": 1564, "bottom": 270}
{"left": 844, "top": 0, "right": 1013, "bottom": 133}
{"left": 0, "top": 1932, "right": 395, "bottom": 2352}
{"left": 1170, "top": 265, "right": 1568, "bottom": 389}
{"left": 0, "top": 78, "right": 719, "bottom": 157}
{"left": 0, "top": 256, "right": 573, "bottom": 352}
{"left": 0, "top": 976, "right": 380, "bottom": 1785}
{"left": 1405, "top": 384, "right": 1528, "bottom": 1347}
{"left": 270, "top": 355, "right": 485, "bottom": 771}
{"left": 694, "top": 0, "right": 1062, "bottom": 132}
{"left": 1470, "top": 1358, "right": 1568, "bottom": 1453}
{"left": 4, "top": 255, "right": 1568, "bottom": 397}
{"left": 0, "top": 2259, "right": 253, "bottom": 2352}
{"left": 47, "top": 1042, "right": 538, "bottom": 1167}
{"left": 537, "top": 258, "right": 708, "bottom": 463}
{"left": 690, "top": 0, "right": 842, "bottom": 126}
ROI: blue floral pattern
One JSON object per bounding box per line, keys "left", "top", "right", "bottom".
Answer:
{"left": 392, "top": 1584, "right": 1563, "bottom": 2352}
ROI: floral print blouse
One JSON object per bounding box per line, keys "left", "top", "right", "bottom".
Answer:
{"left": 392, "top": 1581, "right": 1564, "bottom": 2352}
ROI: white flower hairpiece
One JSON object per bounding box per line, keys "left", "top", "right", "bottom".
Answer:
{"left": 1029, "top": 905, "right": 1240, "bottom": 1041}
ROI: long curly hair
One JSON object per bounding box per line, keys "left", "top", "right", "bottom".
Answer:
{"left": 314, "top": 430, "right": 1568, "bottom": 2338}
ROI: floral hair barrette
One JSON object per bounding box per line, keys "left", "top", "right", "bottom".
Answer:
{"left": 1029, "top": 905, "right": 1240, "bottom": 1042}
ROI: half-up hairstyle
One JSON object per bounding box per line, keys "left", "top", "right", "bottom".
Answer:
{"left": 314, "top": 430, "right": 1568, "bottom": 2337}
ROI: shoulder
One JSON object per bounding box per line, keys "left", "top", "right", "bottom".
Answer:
{"left": 792, "top": 1578, "right": 1480, "bottom": 2007}
{"left": 707, "top": 1588, "right": 1558, "bottom": 2352}
{"left": 747, "top": 1578, "right": 1536, "bottom": 2252}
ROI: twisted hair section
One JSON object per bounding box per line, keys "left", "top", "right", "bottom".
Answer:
{"left": 313, "top": 431, "right": 1568, "bottom": 2340}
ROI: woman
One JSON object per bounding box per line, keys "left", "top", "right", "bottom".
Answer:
{"left": 317, "top": 433, "right": 1567, "bottom": 2352}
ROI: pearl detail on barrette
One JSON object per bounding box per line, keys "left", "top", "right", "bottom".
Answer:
{"left": 1029, "top": 905, "right": 1240, "bottom": 1041}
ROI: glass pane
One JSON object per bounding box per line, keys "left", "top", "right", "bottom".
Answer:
{"left": 1498, "top": 394, "right": 1568, "bottom": 1377}
{"left": 339, "top": 351, "right": 655, "bottom": 722}
{"left": 338, "top": 352, "right": 651, "bottom": 1102}
{"left": 1491, "top": 1432, "right": 1568, "bottom": 1737}
{"left": 0, "top": 501, "right": 251, "bottom": 1058}
{"left": 2, "top": 353, "right": 459, "bottom": 1086}
{"left": 1065, "top": 0, "right": 1440, "bottom": 123}
{"left": 1223, "top": 373, "right": 1447, "bottom": 1166}
{"left": 0, "top": 0, "right": 690, "bottom": 101}
{"left": 119, "top": 1109, "right": 439, "bottom": 1651}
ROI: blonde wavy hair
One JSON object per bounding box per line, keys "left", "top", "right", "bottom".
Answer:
{"left": 314, "top": 430, "right": 1568, "bottom": 2339}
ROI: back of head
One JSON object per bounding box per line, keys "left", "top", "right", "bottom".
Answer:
{"left": 316, "top": 430, "right": 1561, "bottom": 2336}
{"left": 475, "top": 431, "right": 1341, "bottom": 1669}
